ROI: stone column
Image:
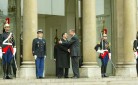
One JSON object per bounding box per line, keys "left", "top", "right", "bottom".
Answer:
{"left": 116, "top": 0, "right": 137, "bottom": 77}
{"left": 16, "top": 0, "right": 21, "bottom": 77}
{"left": 81, "top": 0, "right": 101, "bottom": 78}
{"left": 20, "top": 0, "right": 37, "bottom": 78}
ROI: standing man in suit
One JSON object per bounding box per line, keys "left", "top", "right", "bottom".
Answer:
{"left": 133, "top": 31, "right": 138, "bottom": 76}
{"left": 54, "top": 33, "right": 70, "bottom": 78}
{"left": 32, "top": 29, "right": 46, "bottom": 79}
{"left": 59, "top": 29, "right": 80, "bottom": 78}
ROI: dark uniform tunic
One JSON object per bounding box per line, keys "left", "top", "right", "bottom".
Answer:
{"left": 95, "top": 40, "right": 110, "bottom": 76}
{"left": 54, "top": 38, "right": 70, "bottom": 77}
{"left": 32, "top": 38, "right": 46, "bottom": 78}
{"left": 32, "top": 38, "right": 46, "bottom": 57}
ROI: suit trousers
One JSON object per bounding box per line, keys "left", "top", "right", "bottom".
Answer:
{"left": 71, "top": 56, "right": 80, "bottom": 77}
{"left": 136, "top": 59, "right": 138, "bottom": 76}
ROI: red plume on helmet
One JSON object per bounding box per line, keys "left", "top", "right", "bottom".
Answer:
{"left": 102, "top": 28, "right": 107, "bottom": 35}
{"left": 3, "top": 18, "right": 10, "bottom": 33}
{"left": 6, "top": 18, "right": 10, "bottom": 24}
{"left": 4, "top": 18, "right": 10, "bottom": 28}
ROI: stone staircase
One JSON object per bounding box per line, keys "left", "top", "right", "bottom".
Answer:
{"left": 0, "top": 77, "right": 138, "bottom": 85}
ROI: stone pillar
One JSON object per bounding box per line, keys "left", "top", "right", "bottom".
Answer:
{"left": 16, "top": 0, "right": 21, "bottom": 77}
{"left": 116, "top": 0, "right": 137, "bottom": 77}
{"left": 20, "top": 0, "right": 37, "bottom": 78}
{"left": 80, "top": 0, "right": 101, "bottom": 78}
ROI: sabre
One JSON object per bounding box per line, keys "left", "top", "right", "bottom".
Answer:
{"left": 13, "top": 55, "right": 19, "bottom": 73}
{"left": 109, "top": 59, "right": 116, "bottom": 70}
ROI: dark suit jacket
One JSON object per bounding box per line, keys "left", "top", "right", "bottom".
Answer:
{"left": 54, "top": 38, "right": 70, "bottom": 68}
{"left": 62, "top": 34, "right": 80, "bottom": 57}
{"left": 133, "top": 40, "right": 138, "bottom": 52}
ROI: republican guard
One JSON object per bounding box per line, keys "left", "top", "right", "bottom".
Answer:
{"left": 0, "top": 18, "right": 16, "bottom": 79}
{"left": 94, "top": 29, "right": 111, "bottom": 78}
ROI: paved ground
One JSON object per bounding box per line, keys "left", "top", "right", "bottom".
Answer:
{"left": 0, "top": 76, "right": 138, "bottom": 85}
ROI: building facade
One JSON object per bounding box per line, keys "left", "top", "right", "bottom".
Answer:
{"left": 0, "top": 0, "right": 137, "bottom": 78}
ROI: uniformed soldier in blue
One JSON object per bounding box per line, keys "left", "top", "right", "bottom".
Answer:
{"left": 0, "top": 18, "right": 16, "bottom": 79}
{"left": 32, "top": 29, "right": 46, "bottom": 79}
{"left": 94, "top": 29, "right": 111, "bottom": 78}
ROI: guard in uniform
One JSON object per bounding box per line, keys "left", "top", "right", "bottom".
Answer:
{"left": 0, "top": 18, "right": 16, "bottom": 79}
{"left": 94, "top": 29, "right": 111, "bottom": 78}
{"left": 32, "top": 29, "right": 46, "bottom": 79}
{"left": 133, "top": 31, "right": 138, "bottom": 76}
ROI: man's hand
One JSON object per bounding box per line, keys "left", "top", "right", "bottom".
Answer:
{"left": 44, "top": 55, "right": 46, "bottom": 59}
{"left": 109, "top": 53, "right": 111, "bottom": 60}
{"left": 0, "top": 49, "right": 2, "bottom": 59}
{"left": 59, "top": 39, "right": 62, "bottom": 44}
{"left": 68, "top": 49, "right": 70, "bottom": 53}
{"left": 34, "top": 55, "right": 37, "bottom": 60}
{"left": 134, "top": 52, "right": 138, "bottom": 59}
{"left": 13, "top": 48, "right": 16, "bottom": 56}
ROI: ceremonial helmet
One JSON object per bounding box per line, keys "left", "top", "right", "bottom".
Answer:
{"left": 102, "top": 28, "right": 107, "bottom": 37}
{"left": 4, "top": 18, "right": 10, "bottom": 28}
{"left": 3, "top": 18, "right": 10, "bottom": 33}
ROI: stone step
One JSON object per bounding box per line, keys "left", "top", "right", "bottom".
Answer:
{"left": 0, "top": 77, "right": 138, "bottom": 85}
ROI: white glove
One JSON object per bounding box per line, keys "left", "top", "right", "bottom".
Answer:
{"left": 0, "top": 49, "right": 2, "bottom": 59}
{"left": 97, "top": 50, "right": 104, "bottom": 53}
{"left": 34, "top": 55, "right": 37, "bottom": 60}
{"left": 44, "top": 55, "right": 46, "bottom": 59}
{"left": 13, "top": 48, "right": 16, "bottom": 56}
{"left": 109, "top": 53, "right": 111, "bottom": 60}
{"left": 134, "top": 52, "right": 138, "bottom": 59}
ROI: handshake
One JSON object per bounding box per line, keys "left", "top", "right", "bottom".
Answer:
{"left": 68, "top": 49, "right": 70, "bottom": 53}
{"left": 59, "top": 39, "right": 62, "bottom": 44}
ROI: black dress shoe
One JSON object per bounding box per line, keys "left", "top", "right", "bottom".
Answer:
{"left": 72, "top": 76, "right": 79, "bottom": 79}
{"left": 58, "top": 76, "right": 62, "bottom": 78}
{"left": 6, "top": 76, "right": 12, "bottom": 79}
{"left": 39, "top": 77, "right": 44, "bottom": 79}
{"left": 64, "top": 76, "right": 69, "bottom": 78}
{"left": 104, "top": 75, "right": 108, "bottom": 77}
{"left": 102, "top": 75, "right": 108, "bottom": 78}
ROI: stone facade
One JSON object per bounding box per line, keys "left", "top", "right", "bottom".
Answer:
{"left": 0, "top": 0, "right": 138, "bottom": 78}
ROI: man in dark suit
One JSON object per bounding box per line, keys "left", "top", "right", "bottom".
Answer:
{"left": 32, "top": 29, "right": 46, "bottom": 79}
{"left": 59, "top": 29, "right": 80, "bottom": 78}
{"left": 54, "top": 33, "right": 70, "bottom": 78}
{"left": 133, "top": 31, "right": 138, "bottom": 76}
